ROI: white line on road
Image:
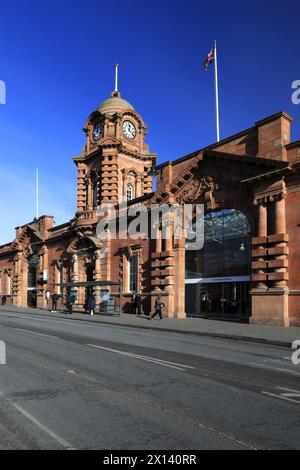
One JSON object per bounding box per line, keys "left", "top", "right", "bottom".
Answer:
{"left": 277, "top": 386, "right": 300, "bottom": 394}
{"left": 12, "top": 328, "right": 59, "bottom": 339}
{"left": 87, "top": 344, "right": 195, "bottom": 371}
{"left": 12, "top": 403, "right": 75, "bottom": 449}
{"left": 247, "top": 361, "right": 300, "bottom": 377}
{"left": 261, "top": 391, "right": 300, "bottom": 406}
{"left": 275, "top": 386, "right": 300, "bottom": 398}
{"left": 0, "top": 389, "right": 75, "bottom": 449}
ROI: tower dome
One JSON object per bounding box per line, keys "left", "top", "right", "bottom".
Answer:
{"left": 98, "top": 91, "right": 134, "bottom": 115}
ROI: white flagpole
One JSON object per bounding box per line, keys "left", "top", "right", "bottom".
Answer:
{"left": 36, "top": 168, "right": 39, "bottom": 219}
{"left": 214, "top": 40, "right": 220, "bottom": 142}
{"left": 114, "top": 64, "right": 119, "bottom": 92}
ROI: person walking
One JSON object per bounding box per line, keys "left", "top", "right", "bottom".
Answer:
{"left": 67, "top": 291, "right": 76, "bottom": 314}
{"left": 51, "top": 293, "right": 59, "bottom": 312}
{"left": 88, "top": 294, "right": 96, "bottom": 316}
{"left": 131, "top": 293, "right": 137, "bottom": 315}
{"left": 135, "top": 292, "right": 142, "bottom": 316}
{"left": 151, "top": 295, "right": 165, "bottom": 320}
{"left": 1, "top": 295, "right": 7, "bottom": 306}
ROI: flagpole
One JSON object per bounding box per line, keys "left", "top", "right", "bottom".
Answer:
{"left": 114, "top": 64, "right": 119, "bottom": 92}
{"left": 36, "top": 168, "right": 39, "bottom": 220}
{"left": 214, "top": 40, "right": 220, "bottom": 142}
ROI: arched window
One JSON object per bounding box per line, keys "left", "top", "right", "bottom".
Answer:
{"left": 126, "top": 184, "right": 134, "bottom": 201}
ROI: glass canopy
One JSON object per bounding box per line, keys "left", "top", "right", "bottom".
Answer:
{"left": 186, "top": 209, "right": 251, "bottom": 279}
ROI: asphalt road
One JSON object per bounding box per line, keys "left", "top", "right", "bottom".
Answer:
{"left": 0, "top": 309, "right": 299, "bottom": 450}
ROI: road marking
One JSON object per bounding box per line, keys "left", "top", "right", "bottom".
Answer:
{"left": 12, "top": 328, "right": 59, "bottom": 339}
{"left": 87, "top": 344, "right": 195, "bottom": 371}
{"left": 262, "top": 391, "right": 300, "bottom": 405}
{"left": 0, "top": 389, "right": 74, "bottom": 449}
{"left": 247, "top": 361, "right": 300, "bottom": 377}
{"left": 263, "top": 358, "right": 290, "bottom": 364}
{"left": 1, "top": 325, "right": 59, "bottom": 339}
{"left": 12, "top": 403, "right": 75, "bottom": 449}
{"left": 276, "top": 386, "right": 300, "bottom": 398}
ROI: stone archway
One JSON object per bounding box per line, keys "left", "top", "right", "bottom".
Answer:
{"left": 65, "top": 236, "right": 103, "bottom": 309}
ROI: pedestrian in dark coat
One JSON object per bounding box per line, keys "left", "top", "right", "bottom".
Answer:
{"left": 51, "top": 293, "right": 59, "bottom": 312}
{"left": 151, "top": 295, "right": 165, "bottom": 320}
{"left": 67, "top": 292, "right": 76, "bottom": 314}
{"left": 135, "top": 292, "right": 142, "bottom": 316}
{"left": 131, "top": 293, "right": 137, "bottom": 314}
{"left": 88, "top": 295, "right": 96, "bottom": 316}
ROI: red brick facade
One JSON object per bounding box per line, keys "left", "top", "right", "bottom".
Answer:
{"left": 1, "top": 87, "right": 300, "bottom": 327}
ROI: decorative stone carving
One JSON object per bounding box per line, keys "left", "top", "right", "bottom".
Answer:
{"left": 176, "top": 176, "right": 219, "bottom": 209}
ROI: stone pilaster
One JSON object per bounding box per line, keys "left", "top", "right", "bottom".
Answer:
{"left": 251, "top": 201, "right": 268, "bottom": 289}
{"left": 251, "top": 181, "right": 289, "bottom": 326}
{"left": 94, "top": 249, "right": 101, "bottom": 304}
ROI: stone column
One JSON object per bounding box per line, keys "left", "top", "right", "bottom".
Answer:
{"left": 258, "top": 203, "right": 267, "bottom": 237}
{"left": 174, "top": 223, "right": 186, "bottom": 319}
{"left": 86, "top": 177, "right": 92, "bottom": 211}
{"left": 71, "top": 254, "right": 79, "bottom": 306}
{"left": 13, "top": 251, "right": 23, "bottom": 307}
{"left": 136, "top": 175, "right": 142, "bottom": 198}
{"left": 257, "top": 202, "right": 268, "bottom": 289}
{"left": 38, "top": 246, "right": 49, "bottom": 309}
{"left": 273, "top": 194, "right": 288, "bottom": 288}
{"left": 122, "top": 172, "right": 127, "bottom": 199}
{"left": 94, "top": 249, "right": 101, "bottom": 305}
{"left": 156, "top": 227, "right": 162, "bottom": 253}
{"left": 77, "top": 164, "right": 86, "bottom": 213}
{"left": 275, "top": 195, "right": 286, "bottom": 234}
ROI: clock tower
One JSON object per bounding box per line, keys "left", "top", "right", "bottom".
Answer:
{"left": 73, "top": 66, "right": 157, "bottom": 215}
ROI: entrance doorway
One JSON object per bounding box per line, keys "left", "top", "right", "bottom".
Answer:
{"left": 27, "top": 254, "right": 39, "bottom": 308}
{"left": 85, "top": 264, "right": 94, "bottom": 308}
{"left": 185, "top": 280, "right": 251, "bottom": 321}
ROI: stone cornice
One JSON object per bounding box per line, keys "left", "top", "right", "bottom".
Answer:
{"left": 241, "top": 166, "right": 293, "bottom": 184}
{"left": 286, "top": 140, "right": 300, "bottom": 150}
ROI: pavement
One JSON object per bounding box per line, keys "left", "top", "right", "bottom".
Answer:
{"left": 0, "top": 308, "right": 300, "bottom": 449}
{"left": 0, "top": 304, "right": 299, "bottom": 348}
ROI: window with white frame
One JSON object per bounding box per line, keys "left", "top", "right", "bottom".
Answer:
{"left": 6, "top": 273, "right": 11, "bottom": 296}
{"left": 56, "top": 266, "right": 62, "bottom": 294}
{"left": 126, "top": 184, "right": 134, "bottom": 201}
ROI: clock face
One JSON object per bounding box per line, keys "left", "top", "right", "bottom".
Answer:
{"left": 122, "top": 120, "right": 136, "bottom": 140}
{"left": 92, "top": 121, "right": 103, "bottom": 141}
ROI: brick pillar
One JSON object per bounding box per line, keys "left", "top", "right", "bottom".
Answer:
{"left": 251, "top": 188, "right": 289, "bottom": 327}
{"left": 71, "top": 254, "right": 80, "bottom": 306}
{"left": 174, "top": 224, "right": 186, "bottom": 319}
{"left": 163, "top": 214, "right": 175, "bottom": 318}
{"left": 13, "top": 251, "right": 23, "bottom": 307}
{"left": 257, "top": 202, "right": 268, "bottom": 289}
{"left": 94, "top": 249, "right": 101, "bottom": 305}
{"left": 270, "top": 194, "right": 288, "bottom": 289}
{"left": 251, "top": 199, "right": 268, "bottom": 289}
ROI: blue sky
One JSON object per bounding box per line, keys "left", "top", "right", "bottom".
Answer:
{"left": 0, "top": 0, "right": 299, "bottom": 244}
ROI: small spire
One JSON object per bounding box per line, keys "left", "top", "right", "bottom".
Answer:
{"left": 114, "top": 64, "right": 119, "bottom": 92}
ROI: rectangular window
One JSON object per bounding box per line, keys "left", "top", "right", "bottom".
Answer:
{"left": 57, "top": 267, "right": 62, "bottom": 295}
{"left": 129, "top": 255, "right": 138, "bottom": 293}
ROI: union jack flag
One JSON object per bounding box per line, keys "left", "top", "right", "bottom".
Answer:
{"left": 203, "top": 46, "right": 215, "bottom": 70}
